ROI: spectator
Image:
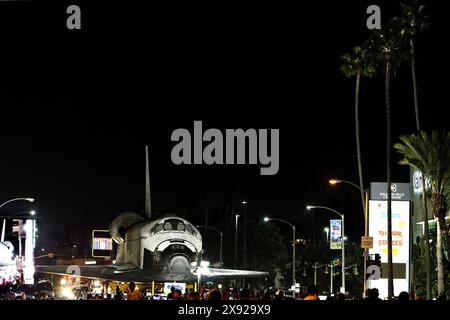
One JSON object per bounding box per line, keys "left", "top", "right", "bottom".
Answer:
{"left": 398, "top": 291, "right": 410, "bottom": 301}
{"left": 303, "top": 284, "right": 319, "bottom": 300}
{"left": 274, "top": 289, "right": 285, "bottom": 300}
{"left": 207, "top": 289, "right": 222, "bottom": 300}
{"left": 187, "top": 291, "right": 200, "bottom": 300}
{"left": 367, "top": 288, "right": 381, "bottom": 301}
{"left": 167, "top": 286, "right": 175, "bottom": 300}
{"left": 126, "top": 282, "right": 142, "bottom": 300}
{"left": 263, "top": 291, "right": 272, "bottom": 300}
{"left": 173, "top": 289, "right": 182, "bottom": 300}
{"left": 239, "top": 288, "right": 250, "bottom": 300}
{"left": 114, "top": 287, "right": 123, "bottom": 300}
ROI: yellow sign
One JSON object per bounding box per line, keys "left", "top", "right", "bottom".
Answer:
{"left": 361, "top": 236, "right": 374, "bottom": 249}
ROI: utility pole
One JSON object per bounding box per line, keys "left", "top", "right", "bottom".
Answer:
{"left": 234, "top": 214, "right": 240, "bottom": 269}
{"left": 242, "top": 201, "right": 247, "bottom": 269}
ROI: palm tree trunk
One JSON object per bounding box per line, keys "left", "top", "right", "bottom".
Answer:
{"left": 355, "top": 71, "right": 365, "bottom": 210}
{"left": 385, "top": 55, "right": 394, "bottom": 299}
{"left": 411, "top": 38, "right": 420, "bottom": 132}
{"left": 436, "top": 220, "right": 444, "bottom": 297}
{"left": 421, "top": 182, "right": 432, "bottom": 300}
{"left": 436, "top": 207, "right": 450, "bottom": 256}
{"left": 411, "top": 36, "right": 432, "bottom": 300}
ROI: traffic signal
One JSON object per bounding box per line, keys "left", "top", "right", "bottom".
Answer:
{"left": 374, "top": 254, "right": 381, "bottom": 267}
{"left": 12, "top": 219, "right": 24, "bottom": 237}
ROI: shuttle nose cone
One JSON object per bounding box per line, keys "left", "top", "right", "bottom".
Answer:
{"left": 168, "top": 256, "right": 190, "bottom": 274}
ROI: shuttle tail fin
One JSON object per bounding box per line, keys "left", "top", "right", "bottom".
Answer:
{"left": 1, "top": 219, "right": 5, "bottom": 243}
{"left": 145, "top": 145, "right": 151, "bottom": 219}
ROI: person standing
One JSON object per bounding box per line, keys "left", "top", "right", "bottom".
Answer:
{"left": 303, "top": 284, "right": 319, "bottom": 300}
{"left": 126, "top": 282, "right": 142, "bottom": 300}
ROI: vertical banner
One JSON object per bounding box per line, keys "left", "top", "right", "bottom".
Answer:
{"left": 330, "top": 219, "right": 342, "bottom": 250}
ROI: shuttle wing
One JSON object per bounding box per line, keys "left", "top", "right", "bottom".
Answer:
{"left": 201, "top": 268, "right": 269, "bottom": 280}
{"left": 36, "top": 265, "right": 268, "bottom": 283}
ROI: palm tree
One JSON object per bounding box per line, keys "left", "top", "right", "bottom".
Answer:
{"left": 372, "top": 18, "right": 404, "bottom": 299}
{"left": 398, "top": 0, "right": 432, "bottom": 299}
{"left": 394, "top": 131, "right": 450, "bottom": 254}
{"left": 398, "top": 0, "right": 428, "bottom": 131}
{"left": 340, "top": 43, "right": 377, "bottom": 211}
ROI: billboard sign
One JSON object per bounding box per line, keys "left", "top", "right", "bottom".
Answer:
{"left": 330, "top": 219, "right": 342, "bottom": 250}
{"left": 92, "top": 230, "right": 113, "bottom": 258}
{"left": 370, "top": 182, "right": 410, "bottom": 201}
{"left": 164, "top": 282, "right": 186, "bottom": 295}
{"left": 368, "top": 196, "right": 410, "bottom": 298}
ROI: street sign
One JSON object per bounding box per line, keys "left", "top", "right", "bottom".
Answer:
{"left": 370, "top": 182, "right": 410, "bottom": 201}
{"left": 361, "top": 236, "right": 373, "bottom": 249}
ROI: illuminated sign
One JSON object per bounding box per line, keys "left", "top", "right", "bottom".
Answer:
{"left": 368, "top": 197, "right": 410, "bottom": 298}
{"left": 24, "top": 219, "right": 35, "bottom": 285}
{"left": 330, "top": 219, "right": 342, "bottom": 250}
{"left": 370, "top": 182, "right": 410, "bottom": 201}
{"left": 412, "top": 171, "right": 431, "bottom": 193}
{"left": 92, "top": 230, "right": 113, "bottom": 258}
{"left": 164, "top": 282, "right": 186, "bottom": 295}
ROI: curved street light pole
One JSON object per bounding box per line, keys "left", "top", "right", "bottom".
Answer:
{"left": 264, "top": 217, "right": 296, "bottom": 297}
{"left": 307, "top": 205, "right": 345, "bottom": 294}
{"left": 330, "top": 179, "right": 370, "bottom": 297}
{"left": 197, "top": 225, "right": 223, "bottom": 266}
{"left": 1, "top": 198, "right": 35, "bottom": 243}
{"left": 0, "top": 197, "right": 35, "bottom": 211}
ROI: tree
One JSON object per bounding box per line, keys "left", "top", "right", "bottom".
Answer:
{"left": 340, "top": 42, "right": 377, "bottom": 211}
{"left": 412, "top": 236, "right": 437, "bottom": 297}
{"left": 372, "top": 17, "right": 405, "bottom": 299}
{"left": 246, "top": 220, "right": 289, "bottom": 286}
{"left": 394, "top": 131, "right": 450, "bottom": 259}
{"left": 398, "top": 0, "right": 428, "bottom": 131}
{"left": 398, "top": 0, "right": 432, "bottom": 299}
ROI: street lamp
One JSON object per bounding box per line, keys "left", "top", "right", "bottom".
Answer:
{"left": 264, "top": 217, "right": 296, "bottom": 297}
{"left": 324, "top": 227, "right": 329, "bottom": 242}
{"left": 344, "top": 264, "right": 359, "bottom": 276}
{"left": 324, "top": 262, "right": 334, "bottom": 295}
{"left": 234, "top": 214, "right": 240, "bottom": 269}
{"left": 329, "top": 178, "right": 369, "bottom": 297}
{"left": 196, "top": 225, "right": 223, "bottom": 266}
{"left": 312, "top": 262, "right": 327, "bottom": 286}
{"left": 1, "top": 198, "right": 36, "bottom": 256}
{"left": 242, "top": 201, "right": 247, "bottom": 270}
{"left": 0, "top": 198, "right": 35, "bottom": 210}
{"left": 307, "top": 205, "right": 346, "bottom": 294}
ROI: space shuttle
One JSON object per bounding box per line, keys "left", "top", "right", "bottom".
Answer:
{"left": 36, "top": 147, "right": 268, "bottom": 283}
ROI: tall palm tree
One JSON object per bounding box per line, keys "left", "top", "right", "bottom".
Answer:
{"left": 340, "top": 43, "right": 377, "bottom": 211}
{"left": 398, "top": 0, "right": 428, "bottom": 131}
{"left": 398, "top": 0, "right": 432, "bottom": 299}
{"left": 394, "top": 131, "right": 450, "bottom": 253}
{"left": 372, "top": 18, "right": 404, "bottom": 299}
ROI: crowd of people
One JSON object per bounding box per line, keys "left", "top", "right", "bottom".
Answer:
{"left": 1, "top": 281, "right": 447, "bottom": 301}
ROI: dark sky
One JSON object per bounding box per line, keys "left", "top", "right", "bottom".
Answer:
{"left": 0, "top": 1, "right": 448, "bottom": 251}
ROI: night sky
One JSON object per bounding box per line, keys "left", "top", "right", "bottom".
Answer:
{"left": 0, "top": 1, "right": 449, "bottom": 253}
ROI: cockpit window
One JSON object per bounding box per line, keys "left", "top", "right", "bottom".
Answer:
{"left": 164, "top": 222, "right": 172, "bottom": 230}
{"left": 151, "top": 219, "right": 198, "bottom": 238}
